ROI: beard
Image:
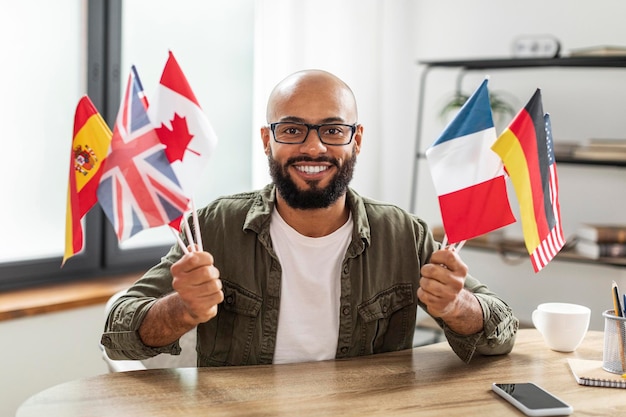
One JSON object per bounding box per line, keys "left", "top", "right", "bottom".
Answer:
{"left": 268, "top": 148, "right": 357, "bottom": 209}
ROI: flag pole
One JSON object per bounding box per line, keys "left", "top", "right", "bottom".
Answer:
{"left": 170, "top": 227, "right": 190, "bottom": 254}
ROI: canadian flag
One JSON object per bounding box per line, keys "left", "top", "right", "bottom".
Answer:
{"left": 149, "top": 51, "right": 218, "bottom": 200}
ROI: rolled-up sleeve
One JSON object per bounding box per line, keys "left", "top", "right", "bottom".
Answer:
{"left": 101, "top": 296, "right": 182, "bottom": 360}
{"left": 101, "top": 245, "right": 185, "bottom": 360}
{"left": 437, "top": 275, "right": 519, "bottom": 363}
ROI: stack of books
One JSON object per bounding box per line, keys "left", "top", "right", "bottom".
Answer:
{"left": 568, "top": 45, "right": 626, "bottom": 57}
{"left": 575, "top": 224, "right": 626, "bottom": 259}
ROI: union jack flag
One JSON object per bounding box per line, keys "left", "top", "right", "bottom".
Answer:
{"left": 97, "top": 66, "right": 189, "bottom": 241}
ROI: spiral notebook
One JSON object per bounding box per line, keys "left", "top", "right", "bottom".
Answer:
{"left": 567, "top": 358, "right": 626, "bottom": 388}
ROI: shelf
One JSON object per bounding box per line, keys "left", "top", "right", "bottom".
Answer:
{"left": 410, "top": 55, "right": 626, "bottom": 213}
{"left": 432, "top": 228, "right": 626, "bottom": 268}
{"left": 554, "top": 142, "right": 626, "bottom": 167}
{"left": 465, "top": 238, "right": 626, "bottom": 268}
{"left": 555, "top": 155, "right": 626, "bottom": 168}
{"left": 416, "top": 152, "right": 626, "bottom": 168}
{"left": 412, "top": 56, "right": 626, "bottom": 270}
{"left": 418, "top": 56, "right": 626, "bottom": 70}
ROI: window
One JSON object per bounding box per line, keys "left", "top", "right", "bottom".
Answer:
{"left": 0, "top": 0, "right": 253, "bottom": 291}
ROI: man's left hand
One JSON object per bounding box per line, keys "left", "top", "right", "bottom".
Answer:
{"left": 417, "top": 249, "right": 483, "bottom": 335}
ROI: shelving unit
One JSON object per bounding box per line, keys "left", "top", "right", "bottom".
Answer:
{"left": 432, "top": 228, "right": 626, "bottom": 268}
{"left": 410, "top": 55, "right": 626, "bottom": 266}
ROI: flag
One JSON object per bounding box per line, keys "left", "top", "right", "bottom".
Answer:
{"left": 63, "top": 96, "right": 112, "bottom": 265}
{"left": 97, "top": 66, "right": 190, "bottom": 241}
{"left": 425, "top": 78, "right": 515, "bottom": 244}
{"left": 491, "top": 89, "right": 565, "bottom": 272}
{"left": 149, "top": 51, "right": 218, "bottom": 201}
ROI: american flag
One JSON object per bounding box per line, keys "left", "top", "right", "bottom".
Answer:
{"left": 530, "top": 113, "right": 565, "bottom": 271}
{"left": 97, "top": 66, "right": 189, "bottom": 241}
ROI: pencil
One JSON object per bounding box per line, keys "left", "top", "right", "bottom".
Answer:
{"left": 613, "top": 281, "right": 624, "bottom": 319}
{"left": 612, "top": 281, "right": 626, "bottom": 371}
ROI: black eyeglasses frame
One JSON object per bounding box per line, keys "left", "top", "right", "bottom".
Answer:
{"left": 269, "top": 122, "right": 357, "bottom": 146}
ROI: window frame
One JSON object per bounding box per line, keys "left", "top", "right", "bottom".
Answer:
{"left": 0, "top": 0, "right": 170, "bottom": 291}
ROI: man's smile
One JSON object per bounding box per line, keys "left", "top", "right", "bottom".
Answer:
{"left": 293, "top": 164, "right": 331, "bottom": 175}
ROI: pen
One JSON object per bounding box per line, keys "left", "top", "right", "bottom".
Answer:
{"left": 623, "top": 293, "right": 626, "bottom": 317}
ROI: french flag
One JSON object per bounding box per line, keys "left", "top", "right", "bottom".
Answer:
{"left": 425, "top": 78, "right": 515, "bottom": 244}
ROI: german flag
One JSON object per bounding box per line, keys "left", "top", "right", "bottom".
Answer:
{"left": 63, "top": 96, "right": 112, "bottom": 265}
{"left": 491, "top": 89, "right": 565, "bottom": 272}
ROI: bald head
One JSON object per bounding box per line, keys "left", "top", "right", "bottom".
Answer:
{"left": 266, "top": 70, "right": 358, "bottom": 124}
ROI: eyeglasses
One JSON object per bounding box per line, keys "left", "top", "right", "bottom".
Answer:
{"left": 269, "top": 122, "right": 357, "bottom": 146}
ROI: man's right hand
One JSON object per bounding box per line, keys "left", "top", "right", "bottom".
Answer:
{"left": 171, "top": 250, "right": 224, "bottom": 325}
{"left": 138, "top": 250, "right": 223, "bottom": 348}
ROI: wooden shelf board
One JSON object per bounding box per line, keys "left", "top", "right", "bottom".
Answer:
{"left": 0, "top": 273, "right": 141, "bottom": 321}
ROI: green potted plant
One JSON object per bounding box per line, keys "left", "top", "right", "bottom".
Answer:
{"left": 439, "top": 89, "right": 517, "bottom": 132}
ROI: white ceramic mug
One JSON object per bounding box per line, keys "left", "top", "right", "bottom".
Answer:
{"left": 531, "top": 302, "right": 591, "bottom": 352}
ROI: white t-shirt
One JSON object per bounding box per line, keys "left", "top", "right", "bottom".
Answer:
{"left": 270, "top": 208, "right": 353, "bottom": 364}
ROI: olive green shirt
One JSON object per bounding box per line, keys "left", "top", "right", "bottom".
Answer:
{"left": 101, "top": 185, "right": 518, "bottom": 365}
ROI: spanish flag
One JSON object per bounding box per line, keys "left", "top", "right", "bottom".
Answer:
{"left": 63, "top": 96, "right": 112, "bottom": 265}
{"left": 491, "top": 89, "right": 565, "bottom": 272}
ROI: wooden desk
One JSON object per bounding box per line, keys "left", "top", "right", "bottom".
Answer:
{"left": 16, "top": 329, "right": 623, "bottom": 417}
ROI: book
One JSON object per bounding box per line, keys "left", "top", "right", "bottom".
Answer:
{"left": 576, "top": 239, "right": 626, "bottom": 259}
{"left": 552, "top": 141, "right": 579, "bottom": 159}
{"left": 572, "top": 147, "right": 626, "bottom": 162}
{"left": 572, "top": 139, "right": 626, "bottom": 161}
{"left": 568, "top": 358, "right": 626, "bottom": 388}
{"left": 583, "top": 138, "right": 626, "bottom": 149}
{"left": 576, "top": 224, "right": 626, "bottom": 243}
{"left": 569, "top": 46, "right": 626, "bottom": 57}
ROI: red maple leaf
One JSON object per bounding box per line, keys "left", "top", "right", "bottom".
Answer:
{"left": 155, "top": 113, "right": 197, "bottom": 163}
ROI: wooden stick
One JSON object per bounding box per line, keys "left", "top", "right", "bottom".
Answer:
{"left": 183, "top": 216, "right": 196, "bottom": 252}
{"left": 191, "top": 198, "right": 203, "bottom": 252}
{"left": 170, "top": 226, "right": 189, "bottom": 255}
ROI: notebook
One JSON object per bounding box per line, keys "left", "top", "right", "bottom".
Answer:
{"left": 567, "top": 358, "right": 626, "bottom": 388}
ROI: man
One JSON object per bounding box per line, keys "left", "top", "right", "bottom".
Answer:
{"left": 101, "top": 69, "right": 518, "bottom": 366}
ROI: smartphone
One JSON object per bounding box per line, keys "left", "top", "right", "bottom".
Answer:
{"left": 492, "top": 382, "right": 573, "bottom": 416}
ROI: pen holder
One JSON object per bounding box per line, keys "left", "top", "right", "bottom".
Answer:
{"left": 602, "top": 310, "right": 626, "bottom": 374}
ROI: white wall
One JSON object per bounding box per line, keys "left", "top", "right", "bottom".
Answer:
{"left": 0, "top": 305, "right": 109, "bottom": 417}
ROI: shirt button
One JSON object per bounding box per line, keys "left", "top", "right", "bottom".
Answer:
{"left": 382, "top": 305, "right": 388, "bottom": 314}
{"left": 340, "top": 346, "right": 348, "bottom": 354}
{"left": 225, "top": 295, "right": 234, "bottom": 304}
{"left": 342, "top": 306, "right": 350, "bottom": 316}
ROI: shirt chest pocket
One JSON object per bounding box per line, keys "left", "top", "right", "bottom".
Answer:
{"left": 357, "top": 283, "right": 416, "bottom": 354}
{"left": 198, "top": 280, "right": 262, "bottom": 366}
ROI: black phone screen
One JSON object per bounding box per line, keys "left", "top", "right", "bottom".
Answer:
{"left": 493, "top": 383, "right": 569, "bottom": 409}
